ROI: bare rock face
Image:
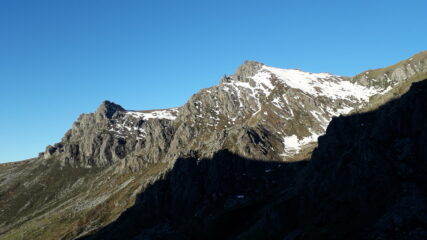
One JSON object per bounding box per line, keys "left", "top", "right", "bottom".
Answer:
{"left": 42, "top": 101, "right": 177, "bottom": 170}
{"left": 95, "top": 101, "right": 125, "bottom": 120}
{"left": 353, "top": 51, "right": 427, "bottom": 88}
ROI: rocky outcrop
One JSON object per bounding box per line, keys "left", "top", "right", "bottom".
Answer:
{"left": 39, "top": 101, "right": 177, "bottom": 170}
{"left": 353, "top": 51, "right": 427, "bottom": 88}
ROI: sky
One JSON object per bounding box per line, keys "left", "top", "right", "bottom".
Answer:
{"left": 0, "top": 0, "right": 426, "bottom": 163}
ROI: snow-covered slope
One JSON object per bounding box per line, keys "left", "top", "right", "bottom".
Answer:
{"left": 231, "top": 64, "right": 392, "bottom": 157}
{"left": 173, "top": 61, "right": 393, "bottom": 160}
{"left": 263, "top": 66, "right": 381, "bottom": 101}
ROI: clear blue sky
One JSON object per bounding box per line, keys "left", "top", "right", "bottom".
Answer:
{"left": 1, "top": 0, "right": 426, "bottom": 163}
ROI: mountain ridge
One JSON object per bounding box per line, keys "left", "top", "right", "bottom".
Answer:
{"left": 40, "top": 50, "right": 426, "bottom": 169}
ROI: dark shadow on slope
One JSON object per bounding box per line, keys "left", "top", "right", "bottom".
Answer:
{"left": 81, "top": 79, "right": 427, "bottom": 240}
{"left": 79, "top": 150, "right": 308, "bottom": 240}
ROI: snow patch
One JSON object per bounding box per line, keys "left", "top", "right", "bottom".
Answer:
{"left": 126, "top": 108, "right": 179, "bottom": 121}
{"left": 263, "top": 66, "right": 382, "bottom": 102}
{"left": 281, "top": 132, "right": 320, "bottom": 158}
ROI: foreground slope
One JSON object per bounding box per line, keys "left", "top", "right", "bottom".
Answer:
{"left": 0, "top": 51, "right": 426, "bottom": 239}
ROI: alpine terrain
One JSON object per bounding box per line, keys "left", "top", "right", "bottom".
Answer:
{"left": 1, "top": 51, "right": 427, "bottom": 240}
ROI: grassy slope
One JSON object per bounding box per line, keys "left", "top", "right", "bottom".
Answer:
{"left": 0, "top": 158, "right": 170, "bottom": 240}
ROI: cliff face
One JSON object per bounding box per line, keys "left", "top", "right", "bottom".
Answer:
{"left": 1, "top": 51, "right": 427, "bottom": 240}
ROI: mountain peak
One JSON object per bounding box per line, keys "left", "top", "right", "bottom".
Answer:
{"left": 95, "top": 100, "right": 125, "bottom": 120}
{"left": 233, "top": 60, "right": 264, "bottom": 81}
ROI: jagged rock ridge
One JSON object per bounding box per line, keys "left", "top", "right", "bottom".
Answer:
{"left": 41, "top": 51, "right": 427, "bottom": 170}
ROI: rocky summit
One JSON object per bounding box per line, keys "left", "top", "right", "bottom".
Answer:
{"left": 1, "top": 51, "right": 427, "bottom": 240}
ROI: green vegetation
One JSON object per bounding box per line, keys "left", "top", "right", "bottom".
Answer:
{"left": 0, "top": 158, "right": 170, "bottom": 240}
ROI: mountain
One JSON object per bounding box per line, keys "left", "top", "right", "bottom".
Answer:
{"left": 0, "top": 51, "right": 426, "bottom": 240}
{"left": 38, "top": 51, "right": 427, "bottom": 167}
